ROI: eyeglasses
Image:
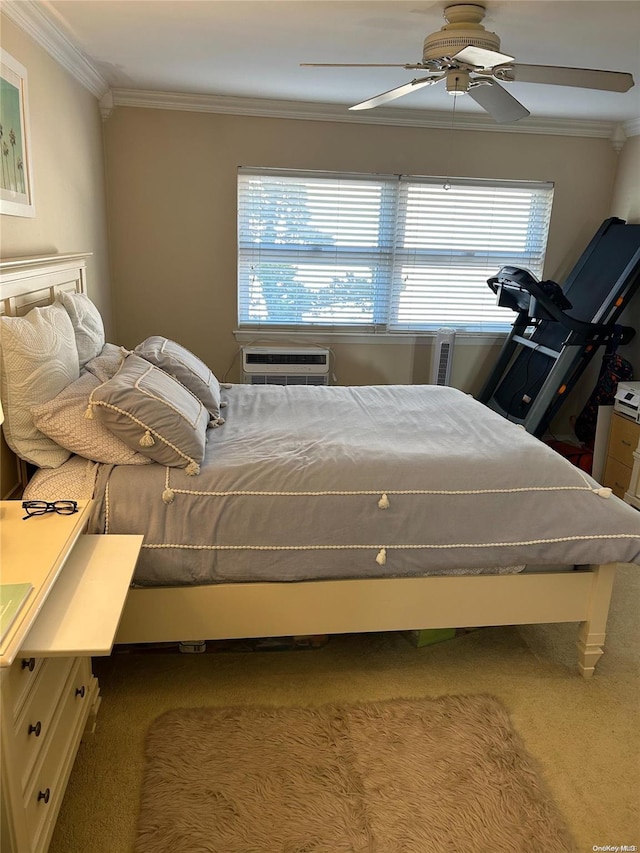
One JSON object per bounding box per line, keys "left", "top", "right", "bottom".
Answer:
{"left": 22, "top": 500, "right": 79, "bottom": 520}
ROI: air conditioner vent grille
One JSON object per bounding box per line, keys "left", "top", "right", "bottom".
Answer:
{"left": 242, "top": 346, "right": 330, "bottom": 383}
{"left": 245, "top": 352, "right": 327, "bottom": 366}
{"left": 244, "top": 373, "right": 328, "bottom": 386}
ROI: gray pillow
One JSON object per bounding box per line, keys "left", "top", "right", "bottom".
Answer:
{"left": 58, "top": 291, "right": 105, "bottom": 369}
{"left": 31, "top": 372, "right": 151, "bottom": 466}
{"left": 87, "top": 354, "right": 209, "bottom": 474}
{"left": 134, "top": 336, "right": 221, "bottom": 418}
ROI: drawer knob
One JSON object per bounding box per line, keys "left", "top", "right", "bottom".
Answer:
{"left": 622, "top": 439, "right": 632, "bottom": 447}
{"left": 21, "top": 657, "right": 36, "bottom": 672}
{"left": 75, "top": 685, "right": 86, "bottom": 699}
{"left": 28, "top": 721, "right": 42, "bottom": 738}
{"left": 37, "top": 788, "right": 50, "bottom": 805}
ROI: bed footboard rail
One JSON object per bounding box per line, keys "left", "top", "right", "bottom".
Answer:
{"left": 116, "top": 564, "right": 619, "bottom": 677}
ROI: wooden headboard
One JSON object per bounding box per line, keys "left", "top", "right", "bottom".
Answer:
{"left": 0, "top": 252, "right": 92, "bottom": 497}
{"left": 0, "top": 252, "right": 90, "bottom": 316}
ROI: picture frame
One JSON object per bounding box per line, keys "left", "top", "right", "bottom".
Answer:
{"left": 0, "top": 49, "right": 35, "bottom": 218}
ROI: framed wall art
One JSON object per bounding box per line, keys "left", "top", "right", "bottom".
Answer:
{"left": 0, "top": 49, "right": 35, "bottom": 217}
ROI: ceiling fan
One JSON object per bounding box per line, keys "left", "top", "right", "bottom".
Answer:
{"left": 301, "top": 3, "right": 635, "bottom": 124}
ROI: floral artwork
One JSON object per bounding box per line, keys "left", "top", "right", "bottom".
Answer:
{"left": 0, "top": 50, "right": 34, "bottom": 217}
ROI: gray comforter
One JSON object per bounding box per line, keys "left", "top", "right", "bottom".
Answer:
{"left": 89, "top": 384, "right": 640, "bottom": 586}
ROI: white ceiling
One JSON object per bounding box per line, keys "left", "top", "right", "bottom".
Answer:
{"left": 36, "top": 0, "right": 640, "bottom": 127}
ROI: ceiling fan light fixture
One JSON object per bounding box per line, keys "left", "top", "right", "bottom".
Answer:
{"left": 446, "top": 70, "right": 470, "bottom": 95}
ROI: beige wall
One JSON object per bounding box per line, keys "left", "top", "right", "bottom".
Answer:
{"left": 0, "top": 15, "right": 110, "bottom": 496}
{"left": 0, "top": 15, "right": 111, "bottom": 331}
{"left": 103, "top": 107, "right": 620, "bottom": 405}
{"left": 611, "top": 134, "right": 640, "bottom": 223}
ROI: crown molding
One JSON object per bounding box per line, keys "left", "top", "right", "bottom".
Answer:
{"left": 624, "top": 117, "right": 640, "bottom": 138}
{"left": 2, "top": 0, "right": 108, "bottom": 97}
{"left": 4, "top": 1, "right": 637, "bottom": 142}
{"left": 111, "top": 88, "right": 627, "bottom": 140}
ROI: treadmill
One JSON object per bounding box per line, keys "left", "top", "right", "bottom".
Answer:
{"left": 477, "top": 217, "right": 640, "bottom": 436}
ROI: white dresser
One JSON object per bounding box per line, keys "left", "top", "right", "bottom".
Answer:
{"left": 0, "top": 500, "right": 142, "bottom": 853}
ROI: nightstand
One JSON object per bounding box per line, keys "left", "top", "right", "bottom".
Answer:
{"left": 0, "top": 500, "right": 142, "bottom": 853}
{"left": 602, "top": 411, "right": 640, "bottom": 505}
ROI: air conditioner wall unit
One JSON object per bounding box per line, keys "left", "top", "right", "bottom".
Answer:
{"left": 431, "top": 328, "right": 456, "bottom": 386}
{"left": 242, "top": 346, "right": 330, "bottom": 385}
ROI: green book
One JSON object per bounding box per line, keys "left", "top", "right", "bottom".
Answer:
{"left": 0, "top": 583, "right": 33, "bottom": 645}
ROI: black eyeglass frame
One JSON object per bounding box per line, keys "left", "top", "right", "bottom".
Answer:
{"left": 21, "top": 500, "right": 79, "bottom": 520}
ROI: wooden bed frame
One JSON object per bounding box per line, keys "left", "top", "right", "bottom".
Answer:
{"left": 0, "top": 253, "right": 625, "bottom": 677}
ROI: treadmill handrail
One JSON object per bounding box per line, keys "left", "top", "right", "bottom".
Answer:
{"left": 488, "top": 266, "right": 617, "bottom": 339}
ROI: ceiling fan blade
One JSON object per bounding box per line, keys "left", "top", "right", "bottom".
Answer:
{"left": 504, "top": 64, "right": 634, "bottom": 93}
{"left": 349, "top": 76, "right": 444, "bottom": 111}
{"left": 467, "top": 80, "right": 530, "bottom": 124}
{"left": 300, "top": 63, "right": 422, "bottom": 69}
{"left": 450, "top": 46, "right": 515, "bottom": 70}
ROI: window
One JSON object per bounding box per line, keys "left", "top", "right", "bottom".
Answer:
{"left": 238, "top": 168, "right": 554, "bottom": 333}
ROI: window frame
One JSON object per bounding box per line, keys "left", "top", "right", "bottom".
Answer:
{"left": 237, "top": 167, "right": 554, "bottom": 335}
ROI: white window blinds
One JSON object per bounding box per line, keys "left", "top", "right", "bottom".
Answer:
{"left": 238, "top": 168, "right": 554, "bottom": 333}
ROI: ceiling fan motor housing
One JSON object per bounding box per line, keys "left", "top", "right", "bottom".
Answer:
{"left": 423, "top": 3, "right": 501, "bottom": 62}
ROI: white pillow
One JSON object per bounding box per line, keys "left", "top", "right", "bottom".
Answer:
{"left": 0, "top": 302, "right": 79, "bottom": 468}
{"left": 58, "top": 291, "right": 105, "bottom": 369}
{"left": 31, "top": 372, "right": 152, "bottom": 466}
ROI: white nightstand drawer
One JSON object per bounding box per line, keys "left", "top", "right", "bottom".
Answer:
{"left": 6, "top": 655, "right": 45, "bottom": 721}
{"left": 24, "top": 658, "right": 93, "bottom": 853}
{"left": 14, "top": 657, "right": 74, "bottom": 792}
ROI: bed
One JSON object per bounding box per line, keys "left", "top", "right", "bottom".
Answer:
{"left": 1, "top": 252, "right": 639, "bottom": 678}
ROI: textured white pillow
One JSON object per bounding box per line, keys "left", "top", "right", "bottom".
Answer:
{"left": 22, "top": 455, "right": 99, "bottom": 502}
{"left": 0, "top": 302, "right": 79, "bottom": 467}
{"left": 31, "top": 372, "right": 152, "bottom": 466}
{"left": 84, "top": 343, "right": 129, "bottom": 382}
{"left": 88, "top": 354, "right": 209, "bottom": 474}
{"left": 58, "top": 291, "right": 105, "bottom": 369}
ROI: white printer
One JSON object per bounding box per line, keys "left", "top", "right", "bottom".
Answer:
{"left": 614, "top": 381, "right": 640, "bottom": 422}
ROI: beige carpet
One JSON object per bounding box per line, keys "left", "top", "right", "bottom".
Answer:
{"left": 47, "top": 564, "right": 639, "bottom": 853}
{"left": 135, "top": 694, "right": 575, "bottom": 853}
